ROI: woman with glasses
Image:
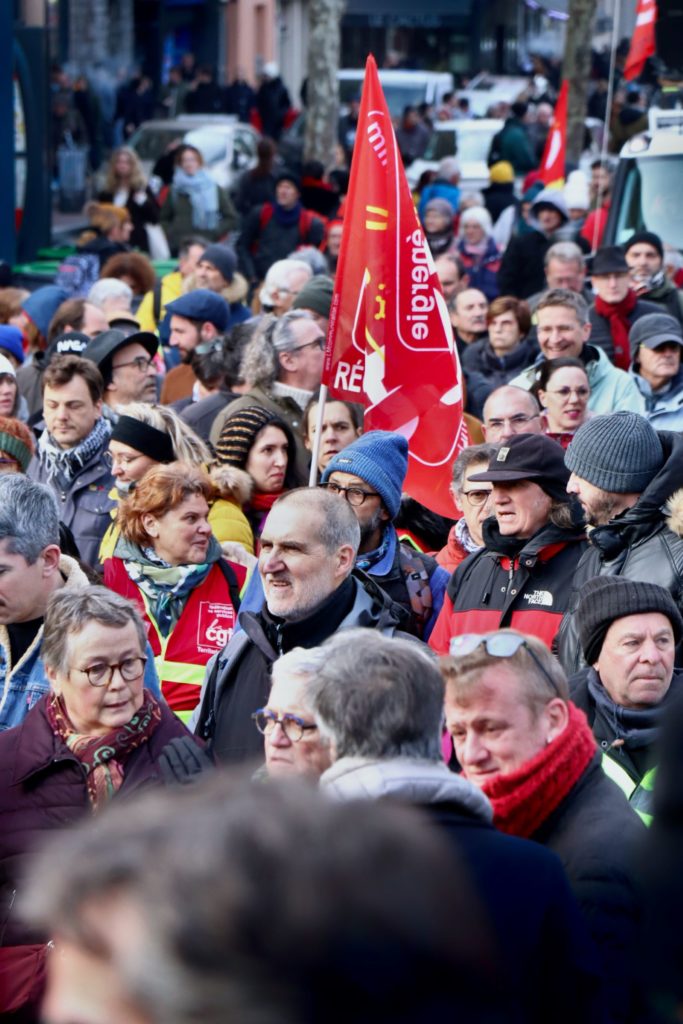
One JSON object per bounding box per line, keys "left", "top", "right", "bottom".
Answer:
{"left": 0, "top": 587, "right": 196, "bottom": 1019}
{"left": 104, "top": 463, "right": 246, "bottom": 720}
{"left": 533, "top": 357, "right": 591, "bottom": 450}
{"left": 215, "top": 405, "right": 298, "bottom": 549}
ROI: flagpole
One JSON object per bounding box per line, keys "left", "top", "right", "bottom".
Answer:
{"left": 308, "top": 384, "right": 328, "bottom": 487}
{"left": 593, "top": 0, "right": 621, "bottom": 252}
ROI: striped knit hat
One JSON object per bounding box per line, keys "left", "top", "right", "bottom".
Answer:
{"left": 215, "top": 405, "right": 285, "bottom": 469}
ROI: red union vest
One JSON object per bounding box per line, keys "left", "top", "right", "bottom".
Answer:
{"left": 105, "top": 558, "right": 246, "bottom": 719}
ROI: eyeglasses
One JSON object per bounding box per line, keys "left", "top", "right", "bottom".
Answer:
{"left": 72, "top": 656, "right": 148, "bottom": 688}
{"left": 252, "top": 708, "right": 318, "bottom": 742}
{"left": 461, "top": 488, "right": 491, "bottom": 507}
{"left": 448, "top": 632, "right": 560, "bottom": 697}
{"left": 321, "top": 481, "right": 380, "bottom": 506}
{"left": 290, "top": 337, "right": 326, "bottom": 353}
{"left": 112, "top": 356, "right": 155, "bottom": 373}
{"left": 546, "top": 386, "right": 590, "bottom": 399}
{"left": 485, "top": 413, "right": 540, "bottom": 430}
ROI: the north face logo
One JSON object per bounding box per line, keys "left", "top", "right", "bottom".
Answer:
{"left": 522, "top": 590, "right": 554, "bottom": 607}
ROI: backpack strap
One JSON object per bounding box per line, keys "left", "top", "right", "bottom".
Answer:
{"left": 152, "top": 277, "right": 163, "bottom": 325}
{"left": 217, "top": 558, "right": 242, "bottom": 614}
{"left": 397, "top": 544, "right": 434, "bottom": 638}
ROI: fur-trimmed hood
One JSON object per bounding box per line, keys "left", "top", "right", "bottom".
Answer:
{"left": 666, "top": 488, "right": 683, "bottom": 538}
{"left": 210, "top": 464, "right": 253, "bottom": 505}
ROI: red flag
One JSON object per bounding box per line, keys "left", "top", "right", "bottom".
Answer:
{"left": 322, "top": 55, "right": 467, "bottom": 518}
{"left": 538, "top": 80, "right": 568, "bottom": 186}
{"left": 624, "top": 0, "right": 657, "bottom": 81}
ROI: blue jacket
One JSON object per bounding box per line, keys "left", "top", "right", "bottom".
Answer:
{"left": 0, "top": 556, "right": 160, "bottom": 733}
{"left": 630, "top": 367, "right": 683, "bottom": 430}
{"left": 418, "top": 180, "right": 460, "bottom": 220}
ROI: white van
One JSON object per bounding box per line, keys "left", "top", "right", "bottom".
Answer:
{"left": 337, "top": 69, "right": 454, "bottom": 118}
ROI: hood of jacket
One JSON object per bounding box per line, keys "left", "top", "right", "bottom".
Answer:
{"left": 588, "top": 432, "right": 683, "bottom": 557}
{"left": 210, "top": 464, "right": 253, "bottom": 505}
{"left": 320, "top": 756, "right": 493, "bottom": 823}
{"left": 482, "top": 510, "right": 585, "bottom": 560}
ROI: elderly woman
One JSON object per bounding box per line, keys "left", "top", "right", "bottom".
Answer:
{"left": 104, "top": 463, "right": 246, "bottom": 719}
{"left": 100, "top": 402, "right": 253, "bottom": 561}
{"left": 0, "top": 586, "right": 195, "bottom": 1018}
{"left": 421, "top": 197, "right": 457, "bottom": 257}
{"left": 456, "top": 207, "right": 501, "bottom": 301}
{"left": 533, "top": 356, "right": 591, "bottom": 449}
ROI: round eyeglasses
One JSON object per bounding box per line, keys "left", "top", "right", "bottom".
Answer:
{"left": 72, "top": 656, "right": 148, "bottom": 688}
{"left": 320, "top": 481, "right": 380, "bottom": 506}
{"left": 252, "top": 708, "right": 318, "bottom": 743}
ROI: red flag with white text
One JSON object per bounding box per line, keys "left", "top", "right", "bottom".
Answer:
{"left": 624, "top": 0, "right": 657, "bottom": 81}
{"left": 538, "top": 80, "right": 568, "bottom": 186}
{"left": 322, "top": 55, "right": 468, "bottom": 518}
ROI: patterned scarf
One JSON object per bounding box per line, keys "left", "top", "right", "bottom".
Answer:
{"left": 454, "top": 516, "right": 481, "bottom": 555}
{"left": 476, "top": 703, "right": 597, "bottom": 838}
{"left": 46, "top": 690, "right": 162, "bottom": 809}
{"left": 594, "top": 288, "right": 638, "bottom": 370}
{"left": 356, "top": 527, "right": 392, "bottom": 572}
{"left": 38, "top": 416, "right": 111, "bottom": 485}
{"left": 122, "top": 535, "right": 222, "bottom": 637}
{"left": 173, "top": 167, "right": 220, "bottom": 231}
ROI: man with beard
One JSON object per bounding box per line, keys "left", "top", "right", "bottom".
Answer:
{"left": 160, "top": 290, "right": 231, "bottom": 404}
{"left": 557, "top": 411, "right": 683, "bottom": 674}
{"left": 321, "top": 431, "right": 448, "bottom": 640}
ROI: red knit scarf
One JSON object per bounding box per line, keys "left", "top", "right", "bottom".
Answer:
{"left": 478, "top": 703, "right": 597, "bottom": 838}
{"left": 594, "top": 288, "right": 638, "bottom": 370}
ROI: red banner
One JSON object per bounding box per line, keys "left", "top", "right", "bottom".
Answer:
{"left": 538, "top": 80, "right": 568, "bottom": 187}
{"left": 624, "top": 0, "right": 657, "bottom": 81}
{"left": 322, "top": 55, "right": 468, "bottom": 518}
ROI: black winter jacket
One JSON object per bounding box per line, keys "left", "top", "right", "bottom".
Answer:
{"left": 429, "top": 515, "right": 587, "bottom": 655}
{"left": 462, "top": 336, "right": 539, "bottom": 417}
{"left": 532, "top": 756, "right": 645, "bottom": 1024}
{"left": 193, "top": 573, "right": 417, "bottom": 764}
{"left": 557, "top": 432, "right": 683, "bottom": 675}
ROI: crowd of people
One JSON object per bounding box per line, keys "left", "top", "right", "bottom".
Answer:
{"left": 2, "top": 44, "right": 683, "bottom": 1024}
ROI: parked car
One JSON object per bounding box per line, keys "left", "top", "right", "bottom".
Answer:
{"left": 338, "top": 68, "right": 454, "bottom": 117}
{"left": 457, "top": 74, "right": 530, "bottom": 118}
{"left": 128, "top": 115, "right": 260, "bottom": 192}
{"left": 405, "top": 118, "right": 504, "bottom": 191}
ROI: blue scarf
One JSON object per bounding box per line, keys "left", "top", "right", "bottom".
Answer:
{"left": 173, "top": 168, "right": 220, "bottom": 231}
{"left": 355, "top": 528, "right": 392, "bottom": 572}
{"left": 272, "top": 201, "right": 303, "bottom": 228}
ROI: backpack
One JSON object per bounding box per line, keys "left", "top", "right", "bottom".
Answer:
{"left": 256, "top": 202, "right": 322, "bottom": 244}
{"left": 54, "top": 253, "right": 101, "bottom": 298}
{"left": 397, "top": 544, "right": 435, "bottom": 638}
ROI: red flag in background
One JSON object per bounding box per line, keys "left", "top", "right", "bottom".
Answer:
{"left": 322, "top": 55, "right": 467, "bottom": 518}
{"left": 624, "top": 0, "right": 657, "bottom": 80}
{"left": 538, "top": 79, "right": 568, "bottom": 186}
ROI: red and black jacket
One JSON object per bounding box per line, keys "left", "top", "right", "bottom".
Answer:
{"left": 429, "top": 517, "right": 587, "bottom": 655}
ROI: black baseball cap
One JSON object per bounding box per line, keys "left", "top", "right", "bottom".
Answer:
{"left": 469, "top": 433, "right": 570, "bottom": 501}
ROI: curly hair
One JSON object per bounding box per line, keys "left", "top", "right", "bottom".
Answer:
{"left": 100, "top": 252, "right": 156, "bottom": 295}
{"left": 117, "top": 462, "right": 215, "bottom": 548}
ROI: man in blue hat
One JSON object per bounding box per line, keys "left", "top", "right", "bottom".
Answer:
{"left": 160, "top": 289, "right": 233, "bottom": 404}
{"left": 321, "top": 431, "right": 449, "bottom": 640}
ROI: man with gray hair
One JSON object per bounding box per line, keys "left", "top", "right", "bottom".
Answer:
{"left": 509, "top": 288, "right": 644, "bottom": 415}
{"left": 258, "top": 258, "right": 312, "bottom": 318}
{"left": 193, "top": 488, "right": 414, "bottom": 765}
{"left": 527, "top": 241, "right": 589, "bottom": 310}
{"left": 436, "top": 441, "right": 497, "bottom": 572}
{"left": 307, "top": 628, "right": 603, "bottom": 1024}
{"left": 209, "top": 309, "right": 325, "bottom": 481}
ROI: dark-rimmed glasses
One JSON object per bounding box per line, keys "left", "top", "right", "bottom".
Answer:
{"left": 111, "top": 356, "right": 154, "bottom": 373}
{"left": 448, "top": 632, "right": 560, "bottom": 696}
{"left": 320, "top": 482, "right": 380, "bottom": 506}
{"left": 461, "top": 488, "right": 491, "bottom": 507}
{"left": 252, "top": 708, "right": 318, "bottom": 742}
{"left": 72, "top": 656, "right": 148, "bottom": 687}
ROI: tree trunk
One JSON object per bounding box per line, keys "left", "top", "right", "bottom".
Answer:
{"left": 563, "top": 0, "right": 598, "bottom": 164}
{"left": 303, "top": 0, "right": 345, "bottom": 165}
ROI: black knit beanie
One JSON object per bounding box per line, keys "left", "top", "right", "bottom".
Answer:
{"left": 577, "top": 575, "right": 683, "bottom": 666}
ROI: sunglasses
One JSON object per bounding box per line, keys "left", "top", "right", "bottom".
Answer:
{"left": 448, "top": 632, "right": 560, "bottom": 696}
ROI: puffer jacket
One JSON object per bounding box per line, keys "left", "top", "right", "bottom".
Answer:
{"left": 557, "top": 432, "right": 683, "bottom": 675}
{"left": 26, "top": 438, "right": 117, "bottom": 569}
{"left": 510, "top": 344, "right": 645, "bottom": 416}
{"left": 429, "top": 515, "right": 588, "bottom": 655}
{"left": 192, "top": 572, "right": 420, "bottom": 764}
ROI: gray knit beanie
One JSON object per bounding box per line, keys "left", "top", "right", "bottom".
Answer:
{"left": 565, "top": 412, "right": 663, "bottom": 493}
{"left": 577, "top": 575, "right": 683, "bottom": 665}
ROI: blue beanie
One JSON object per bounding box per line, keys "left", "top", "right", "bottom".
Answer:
{"left": 321, "top": 430, "right": 408, "bottom": 519}
{"left": 21, "top": 286, "right": 69, "bottom": 339}
{"left": 0, "top": 325, "right": 25, "bottom": 365}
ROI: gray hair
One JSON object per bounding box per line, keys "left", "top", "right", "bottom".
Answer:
{"left": 260, "top": 258, "right": 312, "bottom": 307}
{"left": 238, "top": 316, "right": 279, "bottom": 389}
{"left": 271, "top": 309, "right": 315, "bottom": 353}
{"left": 0, "top": 475, "right": 59, "bottom": 562}
{"left": 306, "top": 629, "right": 443, "bottom": 761}
{"left": 273, "top": 488, "right": 360, "bottom": 556}
{"left": 543, "top": 241, "right": 585, "bottom": 269}
{"left": 440, "top": 629, "right": 569, "bottom": 717}
{"left": 87, "top": 277, "right": 134, "bottom": 309}
{"left": 286, "top": 246, "right": 329, "bottom": 276}
{"left": 42, "top": 586, "right": 147, "bottom": 675}
{"left": 536, "top": 288, "right": 589, "bottom": 325}
{"left": 451, "top": 442, "right": 499, "bottom": 491}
